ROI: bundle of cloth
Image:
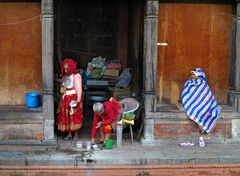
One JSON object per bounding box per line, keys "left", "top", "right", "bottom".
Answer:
{"left": 181, "top": 68, "right": 221, "bottom": 133}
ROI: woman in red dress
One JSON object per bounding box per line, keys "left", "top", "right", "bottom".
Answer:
{"left": 57, "top": 59, "right": 83, "bottom": 140}
{"left": 91, "top": 97, "right": 122, "bottom": 145}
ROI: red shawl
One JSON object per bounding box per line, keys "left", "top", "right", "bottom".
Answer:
{"left": 61, "top": 58, "right": 78, "bottom": 76}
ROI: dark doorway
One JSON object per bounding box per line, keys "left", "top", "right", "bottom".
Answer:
{"left": 54, "top": 0, "right": 144, "bottom": 141}
{"left": 55, "top": 0, "right": 118, "bottom": 70}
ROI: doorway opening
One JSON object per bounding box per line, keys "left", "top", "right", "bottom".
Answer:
{"left": 54, "top": 0, "right": 144, "bottom": 143}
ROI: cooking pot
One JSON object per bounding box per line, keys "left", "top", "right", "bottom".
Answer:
{"left": 91, "top": 144, "right": 102, "bottom": 151}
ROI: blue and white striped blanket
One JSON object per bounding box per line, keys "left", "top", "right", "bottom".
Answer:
{"left": 181, "top": 68, "right": 221, "bottom": 133}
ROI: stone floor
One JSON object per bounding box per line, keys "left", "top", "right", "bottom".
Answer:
{"left": 1, "top": 131, "right": 240, "bottom": 175}
{"left": 1, "top": 105, "right": 240, "bottom": 175}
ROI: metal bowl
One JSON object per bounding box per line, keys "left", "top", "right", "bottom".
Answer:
{"left": 92, "top": 144, "right": 102, "bottom": 151}
{"left": 88, "top": 95, "right": 108, "bottom": 102}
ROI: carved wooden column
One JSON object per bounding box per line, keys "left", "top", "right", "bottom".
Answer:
{"left": 141, "top": 0, "right": 158, "bottom": 143}
{"left": 230, "top": 1, "right": 240, "bottom": 112}
{"left": 41, "top": 0, "right": 54, "bottom": 141}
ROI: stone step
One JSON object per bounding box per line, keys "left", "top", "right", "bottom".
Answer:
{"left": 154, "top": 117, "right": 231, "bottom": 141}
{"left": 145, "top": 104, "right": 240, "bottom": 144}
{"left": 0, "top": 106, "right": 44, "bottom": 142}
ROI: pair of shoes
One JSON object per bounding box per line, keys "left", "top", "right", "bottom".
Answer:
{"left": 64, "top": 135, "right": 72, "bottom": 141}
{"left": 96, "top": 141, "right": 105, "bottom": 147}
{"left": 96, "top": 141, "right": 103, "bottom": 144}
{"left": 199, "top": 136, "right": 206, "bottom": 147}
{"left": 96, "top": 141, "right": 104, "bottom": 144}
{"left": 180, "top": 141, "right": 195, "bottom": 147}
{"left": 73, "top": 136, "right": 79, "bottom": 141}
{"left": 100, "top": 141, "right": 105, "bottom": 147}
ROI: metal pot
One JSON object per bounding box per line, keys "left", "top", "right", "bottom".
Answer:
{"left": 91, "top": 144, "right": 102, "bottom": 151}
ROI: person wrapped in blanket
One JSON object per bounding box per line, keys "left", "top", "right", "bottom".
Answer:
{"left": 91, "top": 97, "right": 122, "bottom": 146}
{"left": 181, "top": 68, "right": 221, "bottom": 147}
{"left": 57, "top": 59, "right": 83, "bottom": 141}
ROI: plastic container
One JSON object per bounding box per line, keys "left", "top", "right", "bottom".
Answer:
{"left": 86, "top": 141, "right": 92, "bottom": 150}
{"left": 76, "top": 141, "right": 83, "bottom": 149}
{"left": 105, "top": 139, "right": 113, "bottom": 149}
{"left": 104, "top": 124, "right": 112, "bottom": 133}
{"left": 25, "top": 92, "right": 40, "bottom": 108}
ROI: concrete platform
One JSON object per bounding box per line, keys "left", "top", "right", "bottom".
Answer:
{"left": 1, "top": 137, "right": 240, "bottom": 167}
{"left": 0, "top": 106, "right": 44, "bottom": 142}
{"left": 1, "top": 137, "right": 240, "bottom": 176}
{"left": 1, "top": 105, "right": 240, "bottom": 175}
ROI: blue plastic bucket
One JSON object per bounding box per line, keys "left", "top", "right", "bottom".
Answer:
{"left": 25, "top": 92, "right": 40, "bottom": 108}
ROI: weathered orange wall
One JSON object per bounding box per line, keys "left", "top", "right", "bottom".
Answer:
{"left": 0, "top": 3, "right": 42, "bottom": 105}
{"left": 157, "top": 3, "right": 232, "bottom": 104}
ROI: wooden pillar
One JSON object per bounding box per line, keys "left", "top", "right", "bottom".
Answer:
{"left": 141, "top": 0, "right": 158, "bottom": 143}
{"left": 41, "top": 0, "right": 54, "bottom": 141}
{"left": 229, "top": 4, "right": 237, "bottom": 91}
{"left": 230, "top": 1, "right": 240, "bottom": 112}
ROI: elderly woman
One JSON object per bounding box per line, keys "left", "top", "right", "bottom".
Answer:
{"left": 57, "top": 58, "right": 83, "bottom": 140}
{"left": 91, "top": 97, "right": 122, "bottom": 145}
{"left": 181, "top": 68, "right": 221, "bottom": 147}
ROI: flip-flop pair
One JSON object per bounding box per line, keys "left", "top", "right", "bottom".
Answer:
{"left": 180, "top": 141, "right": 195, "bottom": 147}
{"left": 63, "top": 135, "right": 79, "bottom": 141}
{"left": 199, "top": 137, "right": 205, "bottom": 148}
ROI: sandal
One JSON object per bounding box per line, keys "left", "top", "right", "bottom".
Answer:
{"left": 98, "top": 141, "right": 105, "bottom": 147}
{"left": 95, "top": 141, "right": 105, "bottom": 147}
{"left": 199, "top": 137, "right": 206, "bottom": 148}
{"left": 96, "top": 141, "right": 104, "bottom": 144}
{"left": 73, "top": 136, "right": 79, "bottom": 141}
{"left": 64, "top": 135, "right": 72, "bottom": 141}
{"left": 180, "top": 141, "right": 195, "bottom": 147}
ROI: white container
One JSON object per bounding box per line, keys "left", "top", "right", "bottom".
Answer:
{"left": 76, "top": 141, "right": 83, "bottom": 149}
{"left": 86, "top": 141, "right": 92, "bottom": 150}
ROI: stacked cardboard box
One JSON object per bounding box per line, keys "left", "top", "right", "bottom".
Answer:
{"left": 103, "top": 62, "right": 122, "bottom": 86}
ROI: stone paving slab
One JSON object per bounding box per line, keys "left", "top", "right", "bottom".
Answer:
{"left": 1, "top": 140, "right": 240, "bottom": 167}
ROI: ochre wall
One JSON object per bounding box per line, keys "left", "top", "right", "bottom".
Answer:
{"left": 0, "top": 3, "right": 42, "bottom": 105}
{"left": 157, "top": 3, "right": 232, "bottom": 104}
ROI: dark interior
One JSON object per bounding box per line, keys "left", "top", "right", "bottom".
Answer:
{"left": 53, "top": 0, "right": 144, "bottom": 138}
